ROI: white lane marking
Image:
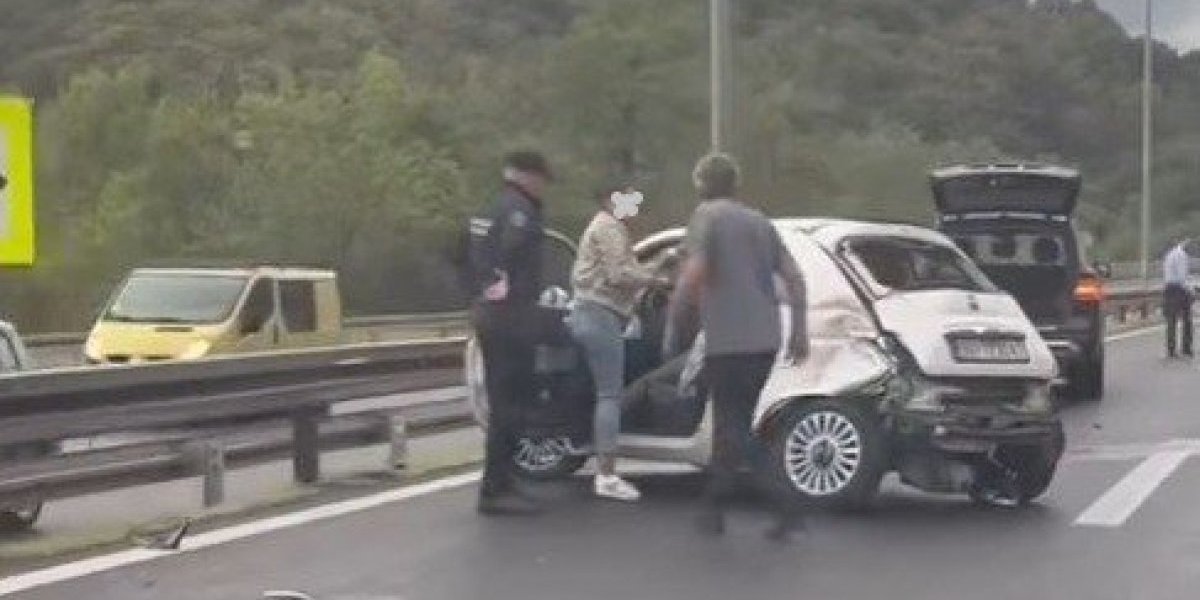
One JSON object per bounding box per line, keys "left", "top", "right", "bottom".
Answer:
{"left": 1064, "top": 439, "right": 1200, "bottom": 463}
{"left": 1074, "top": 450, "right": 1190, "bottom": 527}
{"left": 1106, "top": 324, "right": 1163, "bottom": 343}
{"left": 0, "top": 472, "right": 481, "bottom": 597}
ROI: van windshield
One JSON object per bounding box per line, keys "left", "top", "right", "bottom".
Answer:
{"left": 105, "top": 274, "right": 250, "bottom": 324}
{"left": 845, "top": 237, "right": 996, "bottom": 294}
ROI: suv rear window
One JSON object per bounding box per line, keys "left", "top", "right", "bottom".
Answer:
{"left": 952, "top": 233, "right": 1068, "bottom": 268}
{"left": 845, "top": 237, "right": 996, "bottom": 294}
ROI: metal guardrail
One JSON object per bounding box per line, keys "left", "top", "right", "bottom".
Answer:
{"left": 1109, "top": 259, "right": 1200, "bottom": 282}
{"left": 22, "top": 311, "right": 471, "bottom": 348}
{"left": 0, "top": 339, "right": 469, "bottom": 513}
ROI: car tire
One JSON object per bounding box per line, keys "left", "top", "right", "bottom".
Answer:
{"left": 970, "top": 425, "right": 1063, "bottom": 507}
{"left": 511, "top": 435, "right": 587, "bottom": 481}
{"left": 0, "top": 501, "right": 43, "bottom": 531}
{"left": 1069, "top": 358, "right": 1104, "bottom": 401}
{"left": 766, "top": 400, "right": 887, "bottom": 510}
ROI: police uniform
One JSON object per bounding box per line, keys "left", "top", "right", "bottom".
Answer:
{"left": 472, "top": 180, "right": 545, "bottom": 499}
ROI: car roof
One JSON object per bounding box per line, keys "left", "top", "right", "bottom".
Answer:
{"left": 778, "top": 218, "right": 951, "bottom": 245}
{"left": 635, "top": 217, "right": 954, "bottom": 252}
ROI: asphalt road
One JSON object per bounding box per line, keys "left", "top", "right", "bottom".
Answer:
{"left": 7, "top": 326, "right": 1200, "bottom": 600}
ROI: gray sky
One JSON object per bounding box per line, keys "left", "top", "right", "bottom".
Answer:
{"left": 1094, "top": 0, "right": 1200, "bottom": 51}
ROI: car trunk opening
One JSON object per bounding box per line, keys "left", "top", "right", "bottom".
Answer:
{"left": 931, "top": 169, "right": 1080, "bottom": 216}
{"left": 943, "top": 226, "right": 1077, "bottom": 324}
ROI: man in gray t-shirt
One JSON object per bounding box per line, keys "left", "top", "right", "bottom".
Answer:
{"left": 665, "top": 153, "right": 808, "bottom": 541}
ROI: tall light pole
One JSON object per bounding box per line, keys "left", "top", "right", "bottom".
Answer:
{"left": 709, "top": 0, "right": 730, "bottom": 152}
{"left": 1140, "top": 0, "right": 1154, "bottom": 281}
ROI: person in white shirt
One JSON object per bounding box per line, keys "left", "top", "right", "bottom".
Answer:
{"left": 1163, "top": 239, "right": 1193, "bottom": 358}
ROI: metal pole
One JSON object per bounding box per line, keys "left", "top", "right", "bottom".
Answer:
{"left": 1140, "top": 0, "right": 1153, "bottom": 281}
{"left": 709, "top": 0, "right": 722, "bottom": 152}
{"left": 709, "top": 0, "right": 730, "bottom": 152}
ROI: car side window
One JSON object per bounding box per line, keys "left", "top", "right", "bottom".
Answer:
{"left": 280, "top": 280, "right": 318, "bottom": 333}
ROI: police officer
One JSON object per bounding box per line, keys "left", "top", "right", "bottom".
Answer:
{"left": 471, "top": 151, "right": 552, "bottom": 515}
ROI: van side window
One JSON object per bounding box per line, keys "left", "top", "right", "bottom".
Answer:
{"left": 280, "top": 280, "right": 317, "bottom": 333}
{"left": 0, "top": 335, "right": 20, "bottom": 372}
{"left": 241, "top": 278, "right": 275, "bottom": 334}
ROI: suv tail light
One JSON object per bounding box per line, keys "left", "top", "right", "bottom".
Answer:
{"left": 1074, "top": 273, "right": 1106, "bottom": 305}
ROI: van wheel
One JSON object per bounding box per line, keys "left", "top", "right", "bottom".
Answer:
{"left": 512, "top": 435, "right": 587, "bottom": 481}
{"left": 0, "top": 502, "right": 43, "bottom": 531}
{"left": 767, "top": 400, "right": 886, "bottom": 510}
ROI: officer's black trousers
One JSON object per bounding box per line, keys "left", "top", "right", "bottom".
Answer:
{"left": 473, "top": 303, "right": 537, "bottom": 496}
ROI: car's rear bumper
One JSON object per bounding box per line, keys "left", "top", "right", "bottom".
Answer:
{"left": 895, "top": 411, "right": 1062, "bottom": 454}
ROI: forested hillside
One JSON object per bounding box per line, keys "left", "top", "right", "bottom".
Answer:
{"left": 2, "top": 0, "right": 1199, "bottom": 330}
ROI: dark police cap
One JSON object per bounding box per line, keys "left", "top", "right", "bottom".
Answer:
{"left": 503, "top": 150, "right": 553, "bottom": 180}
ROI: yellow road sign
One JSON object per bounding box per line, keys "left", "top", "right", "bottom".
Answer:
{"left": 0, "top": 96, "right": 34, "bottom": 266}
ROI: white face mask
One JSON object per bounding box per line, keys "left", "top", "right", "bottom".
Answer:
{"left": 610, "top": 190, "right": 643, "bottom": 220}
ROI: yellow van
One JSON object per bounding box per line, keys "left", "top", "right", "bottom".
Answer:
{"left": 84, "top": 267, "right": 342, "bottom": 364}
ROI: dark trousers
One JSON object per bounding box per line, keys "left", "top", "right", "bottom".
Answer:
{"left": 473, "top": 303, "right": 537, "bottom": 496}
{"left": 1165, "top": 284, "right": 1194, "bottom": 357}
{"left": 703, "top": 353, "right": 798, "bottom": 521}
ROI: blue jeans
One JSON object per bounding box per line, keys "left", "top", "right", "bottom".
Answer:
{"left": 569, "top": 301, "right": 626, "bottom": 456}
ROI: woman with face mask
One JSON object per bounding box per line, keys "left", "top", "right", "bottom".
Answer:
{"left": 569, "top": 185, "right": 668, "bottom": 501}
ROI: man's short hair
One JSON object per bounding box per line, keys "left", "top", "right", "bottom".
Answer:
{"left": 503, "top": 150, "right": 553, "bottom": 180}
{"left": 692, "top": 153, "right": 740, "bottom": 200}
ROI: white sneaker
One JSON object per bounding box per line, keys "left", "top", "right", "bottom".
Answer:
{"left": 594, "top": 474, "right": 641, "bottom": 502}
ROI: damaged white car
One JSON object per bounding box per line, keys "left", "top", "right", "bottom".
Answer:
{"left": 467, "top": 218, "right": 1064, "bottom": 508}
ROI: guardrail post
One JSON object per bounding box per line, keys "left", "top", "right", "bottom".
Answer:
{"left": 292, "top": 411, "right": 321, "bottom": 484}
{"left": 184, "top": 440, "right": 225, "bottom": 507}
{"left": 386, "top": 415, "right": 408, "bottom": 471}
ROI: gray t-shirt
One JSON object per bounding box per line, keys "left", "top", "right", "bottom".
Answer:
{"left": 685, "top": 199, "right": 784, "bottom": 356}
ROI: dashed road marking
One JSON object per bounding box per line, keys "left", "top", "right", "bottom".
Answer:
{"left": 1074, "top": 449, "right": 1191, "bottom": 527}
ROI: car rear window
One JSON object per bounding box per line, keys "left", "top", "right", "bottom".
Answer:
{"left": 845, "top": 237, "right": 996, "bottom": 294}
{"left": 952, "top": 233, "right": 1068, "bottom": 267}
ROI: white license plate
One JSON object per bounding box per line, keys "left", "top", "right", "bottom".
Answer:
{"left": 950, "top": 337, "right": 1029, "bottom": 363}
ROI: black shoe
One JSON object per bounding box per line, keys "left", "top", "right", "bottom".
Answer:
{"left": 477, "top": 491, "right": 544, "bottom": 516}
{"left": 694, "top": 508, "right": 726, "bottom": 536}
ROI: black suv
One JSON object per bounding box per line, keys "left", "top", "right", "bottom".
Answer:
{"left": 931, "top": 163, "right": 1105, "bottom": 400}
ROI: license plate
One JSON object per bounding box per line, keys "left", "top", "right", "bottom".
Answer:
{"left": 950, "top": 337, "right": 1029, "bottom": 363}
